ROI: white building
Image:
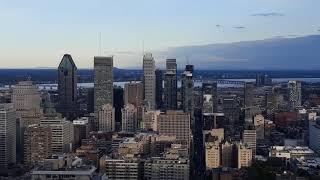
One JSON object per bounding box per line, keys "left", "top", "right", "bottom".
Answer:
{"left": 40, "top": 117, "right": 74, "bottom": 153}
{"left": 122, "top": 104, "right": 137, "bottom": 133}
{"left": 243, "top": 130, "right": 257, "bottom": 156}
{"left": 98, "top": 104, "right": 115, "bottom": 132}
{"left": 143, "top": 53, "right": 156, "bottom": 110}
{"left": 142, "top": 110, "right": 160, "bottom": 131}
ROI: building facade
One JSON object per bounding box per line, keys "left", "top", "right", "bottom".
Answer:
{"left": 164, "top": 59, "right": 177, "bottom": 110}
{"left": 57, "top": 54, "right": 78, "bottom": 120}
{"left": 143, "top": 53, "right": 156, "bottom": 110}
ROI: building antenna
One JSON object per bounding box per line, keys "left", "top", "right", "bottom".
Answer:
{"left": 99, "top": 32, "right": 102, "bottom": 56}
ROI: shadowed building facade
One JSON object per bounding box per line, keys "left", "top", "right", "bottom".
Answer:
{"left": 57, "top": 54, "right": 78, "bottom": 120}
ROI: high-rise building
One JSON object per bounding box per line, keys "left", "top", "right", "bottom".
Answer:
{"left": 164, "top": 59, "right": 177, "bottom": 110}
{"left": 23, "top": 124, "right": 51, "bottom": 169}
{"left": 202, "top": 82, "right": 218, "bottom": 114}
{"left": 40, "top": 117, "right": 74, "bottom": 153}
{"left": 237, "top": 143, "right": 252, "bottom": 169}
{"left": 221, "top": 141, "right": 235, "bottom": 168}
{"left": 0, "top": 104, "right": 16, "bottom": 175}
{"left": 57, "top": 54, "right": 78, "bottom": 120}
{"left": 244, "top": 82, "right": 255, "bottom": 108}
{"left": 98, "top": 104, "right": 115, "bottom": 132}
{"left": 11, "top": 81, "right": 42, "bottom": 162}
{"left": 121, "top": 104, "right": 138, "bottom": 133}
{"left": 11, "top": 81, "right": 41, "bottom": 115}
{"left": 143, "top": 53, "right": 156, "bottom": 110}
{"left": 222, "top": 95, "right": 240, "bottom": 125}
{"left": 253, "top": 114, "right": 265, "bottom": 140}
{"left": 158, "top": 110, "right": 190, "bottom": 146}
{"left": 181, "top": 65, "right": 194, "bottom": 123}
{"left": 243, "top": 130, "right": 257, "bottom": 156}
{"left": 205, "top": 142, "right": 220, "bottom": 169}
{"left": 155, "top": 69, "right": 163, "bottom": 109}
{"left": 94, "top": 56, "right": 114, "bottom": 125}
{"left": 73, "top": 117, "right": 90, "bottom": 149}
{"left": 288, "top": 80, "right": 302, "bottom": 111}
{"left": 124, "top": 82, "right": 143, "bottom": 107}
{"left": 113, "top": 86, "right": 124, "bottom": 131}
{"left": 256, "top": 73, "right": 272, "bottom": 86}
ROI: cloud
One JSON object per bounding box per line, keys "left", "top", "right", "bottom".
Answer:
{"left": 233, "top": 26, "right": 245, "bottom": 29}
{"left": 252, "top": 12, "right": 284, "bottom": 17}
{"left": 216, "top": 24, "right": 221, "bottom": 27}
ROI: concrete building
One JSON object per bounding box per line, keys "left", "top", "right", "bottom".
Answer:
{"left": 205, "top": 142, "right": 220, "bottom": 169}
{"left": 100, "top": 155, "right": 143, "bottom": 180}
{"left": 73, "top": 117, "right": 90, "bottom": 148}
{"left": 253, "top": 114, "right": 265, "bottom": 139}
{"left": 24, "top": 124, "right": 51, "bottom": 169}
{"left": 288, "top": 80, "right": 302, "bottom": 111}
{"left": 164, "top": 59, "right": 177, "bottom": 110}
{"left": 0, "top": 104, "right": 17, "bottom": 174}
{"left": 237, "top": 143, "right": 252, "bottom": 169}
{"left": 223, "top": 95, "right": 240, "bottom": 125}
{"left": 40, "top": 117, "right": 74, "bottom": 153}
{"left": 57, "top": 54, "right": 78, "bottom": 120}
{"left": 243, "top": 130, "right": 257, "bottom": 156}
{"left": 143, "top": 53, "right": 156, "bottom": 110}
{"left": 121, "top": 104, "right": 137, "bottom": 133}
{"left": 98, "top": 104, "right": 115, "bottom": 132}
{"left": 269, "top": 146, "right": 314, "bottom": 160}
{"left": 221, "top": 141, "right": 235, "bottom": 168}
{"left": 158, "top": 110, "right": 191, "bottom": 146}
{"left": 31, "top": 154, "right": 99, "bottom": 180}
{"left": 155, "top": 69, "right": 163, "bottom": 110}
{"left": 124, "top": 82, "right": 143, "bottom": 107}
{"left": 11, "top": 80, "right": 42, "bottom": 162}
{"left": 244, "top": 82, "right": 255, "bottom": 108}
{"left": 142, "top": 110, "right": 161, "bottom": 131}
{"left": 202, "top": 82, "right": 218, "bottom": 114}
{"left": 181, "top": 65, "right": 194, "bottom": 123}
{"left": 144, "top": 157, "right": 189, "bottom": 180}
{"left": 94, "top": 56, "right": 114, "bottom": 128}
{"left": 11, "top": 81, "right": 41, "bottom": 115}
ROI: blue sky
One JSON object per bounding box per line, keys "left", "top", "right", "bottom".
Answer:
{"left": 0, "top": 0, "right": 319, "bottom": 68}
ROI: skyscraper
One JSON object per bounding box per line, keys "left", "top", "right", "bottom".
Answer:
{"left": 223, "top": 95, "right": 240, "bottom": 125}
{"left": 143, "top": 53, "right": 156, "bottom": 110}
{"left": 98, "top": 104, "right": 115, "bottom": 132}
{"left": 244, "top": 82, "right": 255, "bottom": 108}
{"left": 124, "top": 82, "right": 143, "bottom": 107}
{"left": 24, "top": 124, "right": 51, "bottom": 169}
{"left": 155, "top": 69, "right": 163, "bottom": 110}
{"left": 202, "top": 82, "right": 218, "bottom": 114}
{"left": 164, "top": 59, "right": 177, "bottom": 110}
{"left": 57, "top": 54, "right": 78, "bottom": 120}
{"left": 94, "top": 56, "right": 114, "bottom": 128}
{"left": 243, "top": 130, "right": 257, "bottom": 156}
{"left": 0, "top": 104, "right": 16, "bottom": 175}
{"left": 288, "top": 80, "right": 302, "bottom": 111}
{"left": 181, "top": 64, "right": 194, "bottom": 123}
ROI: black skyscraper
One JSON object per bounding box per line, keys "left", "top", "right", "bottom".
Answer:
{"left": 164, "top": 59, "right": 177, "bottom": 110}
{"left": 155, "top": 69, "right": 163, "bottom": 109}
{"left": 113, "top": 86, "right": 124, "bottom": 131}
{"left": 57, "top": 54, "right": 78, "bottom": 120}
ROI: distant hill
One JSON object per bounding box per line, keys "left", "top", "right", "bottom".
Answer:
{"left": 164, "top": 35, "right": 320, "bottom": 70}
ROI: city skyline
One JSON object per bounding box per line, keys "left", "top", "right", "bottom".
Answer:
{"left": 1, "top": 0, "right": 320, "bottom": 69}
